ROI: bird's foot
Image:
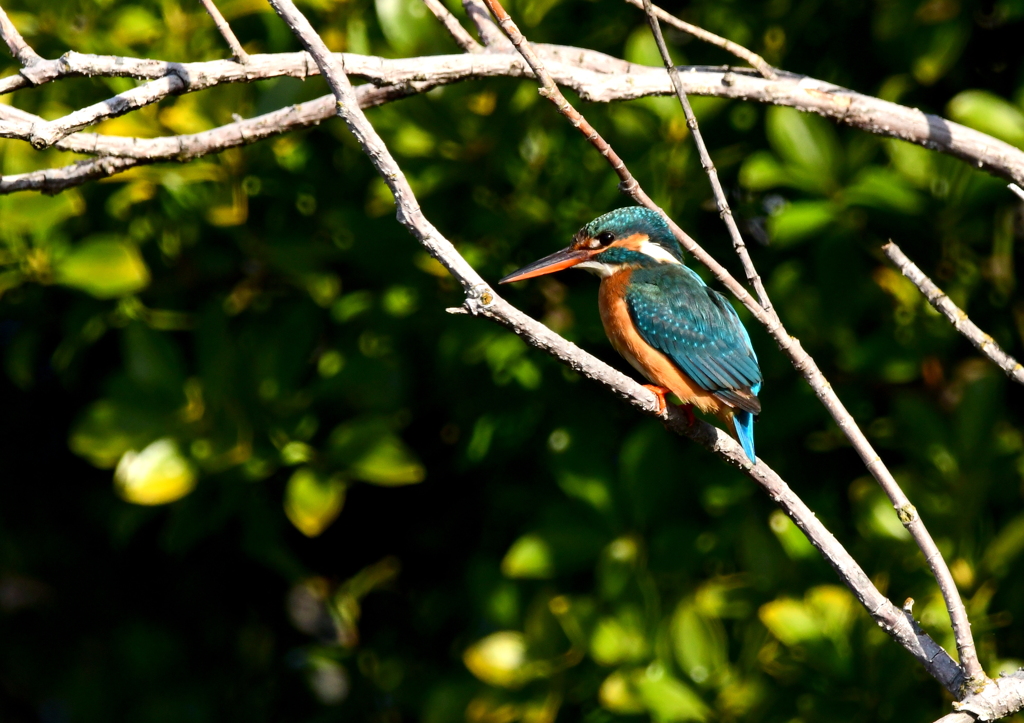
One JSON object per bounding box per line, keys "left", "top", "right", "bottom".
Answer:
{"left": 681, "top": 404, "right": 696, "bottom": 427}
{"left": 642, "top": 384, "right": 672, "bottom": 416}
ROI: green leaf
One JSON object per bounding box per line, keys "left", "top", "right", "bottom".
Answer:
{"left": 590, "top": 610, "right": 649, "bottom": 666}
{"left": 54, "top": 237, "right": 150, "bottom": 299}
{"left": 328, "top": 417, "right": 425, "bottom": 486}
{"left": 670, "top": 601, "right": 727, "bottom": 685}
{"left": 69, "top": 399, "right": 162, "bottom": 469}
{"left": 634, "top": 665, "right": 710, "bottom": 722}
{"left": 767, "top": 201, "right": 836, "bottom": 246}
{"left": 982, "top": 513, "right": 1024, "bottom": 576}
{"left": 765, "top": 107, "right": 841, "bottom": 189}
{"left": 114, "top": 438, "right": 197, "bottom": 506}
{"left": 463, "top": 631, "right": 530, "bottom": 688}
{"left": 947, "top": 90, "right": 1024, "bottom": 148}
{"left": 843, "top": 167, "right": 925, "bottom": 214}
{"left": 738, "top": 150, "right": 790, "bottom": 191}
{"left": 284, "top": 467, "right": 346, "bottom": 538}
{"left": 501, "top": 533, "right": 554, "bottom": 579}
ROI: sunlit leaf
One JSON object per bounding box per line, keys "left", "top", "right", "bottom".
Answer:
{"left": 54, "top": 238, "right": 150, "bottom": 299}
{"left": 634, "top": 665, "right": 709, "bottom": 722}
{"left": 599, "top": 670, "right": 646, "bottom": 714}
{"left": 591, "top": 611, "right": 649, "bottom": 666}
{"left": 463, "top": 631, "right": 530, "bottom": 688}
{"left": 501, "top": 534, "right": 554, "bottom": 579}
{"left": 284, "top": 467, "right": 346, "bottom": 538}
{"left": 948, "top": 90, "right": 1024, "bottom": 148}
{"left": 114, "top": 438, "right": 197, "bottom": 505}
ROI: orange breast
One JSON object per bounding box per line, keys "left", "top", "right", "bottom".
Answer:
{"left": 598, "top": 270, "right": 724, "bottom": 416}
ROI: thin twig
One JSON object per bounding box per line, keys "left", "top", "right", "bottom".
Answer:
{"left": 263, "top": 0, "right": 966, "bottom": 694}
{"left": 1009, "top": 183, "right": 1024, "bottom": 201}
{"left": 420, "top": 0, "right": 482, "bottom": 53}
{"left": 622, "top": 0, "right": 775, "bottom": 79}
{"left": 482, "top": 0, "right": 986, "bottom": 687}
{"left": 199, "top": 0, "right": 250, "bottom": 64}
{"left": 884, "top": 242, "right": 1024, "bottom": 386}
{"left": 640, "top": 0, "right": 770, "bottom": 309}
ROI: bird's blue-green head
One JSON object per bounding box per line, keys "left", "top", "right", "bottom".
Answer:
{"left": 500, "top": 207, "right": 683, "bottom": 283}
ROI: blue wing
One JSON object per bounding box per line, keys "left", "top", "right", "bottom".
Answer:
{"left": 625, "top": 265, "right": 762, "bottom": 415}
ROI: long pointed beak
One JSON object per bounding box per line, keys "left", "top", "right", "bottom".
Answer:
{"left": 499, "top": 246, "right": 592, "bottom": 284}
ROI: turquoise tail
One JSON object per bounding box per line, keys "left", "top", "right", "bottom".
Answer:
{"left": 732, "top": 410, "right": 756, "bottom": 463}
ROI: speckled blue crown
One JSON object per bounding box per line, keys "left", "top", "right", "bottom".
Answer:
{"left": 580, "top": 207, "right": 682, "bottom": 262}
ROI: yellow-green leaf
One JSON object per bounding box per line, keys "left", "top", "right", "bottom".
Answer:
{"left": 54, "top": 238, "right": 150, "bottom": 299}
{"left": 501, "top": 534, "right": 554, "bottom": 579}
{"left": 114, "top": 438, "right": 197, "bottom": 505}
{"left": 463, "top": 631, "right": 530, "bottom": 688}
{"left": 284, "top": 467, "right": 346, "bottom": 538}
{"left": 947, "top": 90, "right": 1024, "bottom": 148}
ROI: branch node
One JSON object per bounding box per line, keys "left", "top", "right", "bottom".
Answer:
{"left": 897, "top": 503, "right": 918, "bottom": 526}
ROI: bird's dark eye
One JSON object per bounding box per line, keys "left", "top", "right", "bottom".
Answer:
{"left": 596, "top": 231, "right": 615, "bottom": 246}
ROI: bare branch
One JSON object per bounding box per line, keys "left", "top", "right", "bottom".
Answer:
{"left": 933, "top": 715, "right": 975, "bottom": 723}
{"left": 622, "top": 0, "right": 775, "bottom": 79}
{"left": 0, "top": 82, "right": 430, "bottom": 193}
{"left": 1009, "top": 183, "right": 1024, "bottom": 201}
{"left": 883, "top": 242, "right": 1024, "bottom": 386}
{"left": 29, "top": 75, "right": 186, "bottom": 149}
{"left": 198, "top": 0, "right": 250, "bottom": 64}
{"left": 0, "top": 3, "right": 41, "bottom": 67}
{"left": 3, "top": 49, "right": 1022, "bottom": 190}
{"left": 482, "top": 0, "right": 986, "bottom": 687}
{"left": 954, "top": 671, "right": 1024, "bottom": 720}
{"left": 640, "top": 0, "right": 771, "bottom": 310}
{"left": 0, "top": 156, "right": 139, "bottom": 194}
{"left": 420, "top": 0, "right": 482, "bottom": 53}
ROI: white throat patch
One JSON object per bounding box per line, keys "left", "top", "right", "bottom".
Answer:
{"left": 575, "top": 259, "right": 616, "bottom": 278}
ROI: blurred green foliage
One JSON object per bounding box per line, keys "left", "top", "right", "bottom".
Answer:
{"left": 0, "top": 0, "right": 1023, "bottom": 721}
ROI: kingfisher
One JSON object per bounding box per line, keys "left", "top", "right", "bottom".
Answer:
{"left": 499, "top": 207, "right": 762, "bottom": 462}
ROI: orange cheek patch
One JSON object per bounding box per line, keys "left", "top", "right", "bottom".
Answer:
{"left": 615, "top": 233, "right": 649, "bottom": 253}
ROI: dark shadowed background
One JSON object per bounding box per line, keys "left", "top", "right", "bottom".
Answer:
{"left": 0, "top": 0, "right": 1023, "bottom": 720}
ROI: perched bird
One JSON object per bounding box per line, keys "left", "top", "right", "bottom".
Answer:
{"left": 500, "top": 207, "right": 762, "bottom": 462}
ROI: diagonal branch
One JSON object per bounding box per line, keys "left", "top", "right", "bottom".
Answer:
{"left": 482, "top": 0, "right": 985, "bottom": 687}
{"left": 420, "top": 0, "right": 482, "bottom": 53}
{"left": 262, "top": 0, "right": 967, "bottom": 696}
{"left": 622, "top": 0, "right": 775, "bottom": 79}
{"left": 640, "top": 0, "right": 770, "bottom": 310}
{"left": 199, "top": 0, "right": 250, "bottom": 64}
{"left": 461, "top": 0, "right": 510, "bottom": 48}
{"left": 884, "top": 242, "right": 1024, "bottom": 386}
{"left": 0, "top": 3, "right": 41, "bottom": 67}
{"left": 29, "top": 74, "right": 186, "bottom": 149}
